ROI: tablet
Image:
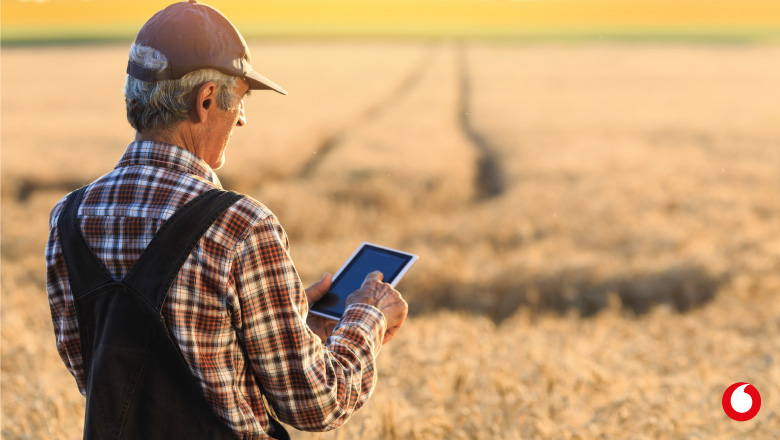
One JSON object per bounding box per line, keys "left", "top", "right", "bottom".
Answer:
{"left": 309, "top": 242, "right": 418, "bottom": 321}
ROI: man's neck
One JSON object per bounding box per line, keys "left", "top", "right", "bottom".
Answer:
{"left": 135, "top": 123, "right": 220, "bottom": 169}
{"left": 135, "top": 125, "right": 201, "bottom": 158}
{"left": 135, "top": 129, "right": 181, "bottom": 146}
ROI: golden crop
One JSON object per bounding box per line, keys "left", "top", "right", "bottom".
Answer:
{"left": 2, "top": 41, "right": 779, "bottom": 439}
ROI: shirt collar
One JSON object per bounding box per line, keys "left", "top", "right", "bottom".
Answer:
{"left": 115, "top": 141, "right": 222, "bottom": 188}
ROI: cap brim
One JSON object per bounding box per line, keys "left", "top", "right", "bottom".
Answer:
{"left": 246, "top": 70, "right": 287, "bottom": 95}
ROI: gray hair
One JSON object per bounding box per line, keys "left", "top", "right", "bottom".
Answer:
{"left": 124, "top": 44, "right": 240, "bottom": 132}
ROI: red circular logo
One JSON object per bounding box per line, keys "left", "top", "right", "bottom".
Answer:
{"left": 722, "top": 382, "right": 761, "bottom": 421}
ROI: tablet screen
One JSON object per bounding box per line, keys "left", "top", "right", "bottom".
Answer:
{"left": 311, "top": 244, "right": 416, "bottom": 320}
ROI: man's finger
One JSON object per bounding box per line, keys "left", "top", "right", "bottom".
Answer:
{"left": 362, "top": 270, "right": 384, "bottom": 286}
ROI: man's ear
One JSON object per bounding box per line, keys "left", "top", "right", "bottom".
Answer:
{"left": 193, "top": 81, "right": 219, "bottom": 124}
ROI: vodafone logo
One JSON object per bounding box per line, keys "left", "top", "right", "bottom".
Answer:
{"left": 722, "top": 383, "right": 761, "bottom": 421}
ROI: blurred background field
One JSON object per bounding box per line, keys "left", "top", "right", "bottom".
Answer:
{"left": 3, "top": 1, "right": 780, "bottom": 439}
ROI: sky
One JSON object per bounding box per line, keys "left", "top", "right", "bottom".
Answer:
{"left": 3, "top": 0, "right": 780, "bottom": 42}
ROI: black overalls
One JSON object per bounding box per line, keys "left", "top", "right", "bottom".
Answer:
{"left": 58, "top": 187, "right": 289, "bottom": 440}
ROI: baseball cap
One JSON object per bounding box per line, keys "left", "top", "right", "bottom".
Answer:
{"left": 127, "top": 0, "right": 287, "bottom": 95}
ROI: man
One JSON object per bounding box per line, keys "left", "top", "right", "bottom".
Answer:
{"left": 45, "top": 1, "right": 408, "bottom": 439}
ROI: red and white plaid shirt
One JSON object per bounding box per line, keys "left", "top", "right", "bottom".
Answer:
{"left": 46, "top": 141, "right": 386, "bottom": 438}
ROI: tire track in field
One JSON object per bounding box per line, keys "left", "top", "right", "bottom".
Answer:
{"left": 296, "top": 44, "right": 438, "bottom": 178}
{"left": 457, "top": 43, "right": 505, "bottom": 200}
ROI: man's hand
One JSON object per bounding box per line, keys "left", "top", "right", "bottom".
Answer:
{"left": 345, "top": 271, "right": 408, "bottom": 345}
{"left": 305, "top": 273, "right": 337, "bottom": 343}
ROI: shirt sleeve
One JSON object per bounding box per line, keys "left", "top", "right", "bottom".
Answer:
{"left": 46, "top": 197, "right": 87, "bottom": 396}
{"left": 231, "top": 215, "right": 386, "bottom": 432}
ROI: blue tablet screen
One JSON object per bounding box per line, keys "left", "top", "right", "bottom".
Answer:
{"left": 311, "top": 245, "right": 413, "bottom": 319}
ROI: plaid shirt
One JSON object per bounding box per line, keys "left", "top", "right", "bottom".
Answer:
{"left": 46, "top": 141, "right": 386, "bottom": 438}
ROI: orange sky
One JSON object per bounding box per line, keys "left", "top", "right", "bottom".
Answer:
{"left": 3, "top": 0, "right": 780, "bottom": 40}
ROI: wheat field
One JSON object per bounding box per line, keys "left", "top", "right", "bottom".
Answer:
{"left": 2, "top": 40, "right": 780, "bottom": 439}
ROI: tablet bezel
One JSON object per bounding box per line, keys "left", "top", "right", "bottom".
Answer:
{"left": 309, "top": 242, "right": 418, "bottom": 321}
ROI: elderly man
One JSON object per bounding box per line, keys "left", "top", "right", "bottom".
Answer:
{"left": 45, "top": 1, "right": 408, "bottom": 439}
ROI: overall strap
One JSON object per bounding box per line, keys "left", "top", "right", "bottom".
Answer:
{"left": 123, "top": 188, "right": 290, "bottom": 440}
{"left": 123, "top": 189, "right": 243, "bottom": 314}
{"left": 58, "top": 186, "right": 116, "bottom": 298}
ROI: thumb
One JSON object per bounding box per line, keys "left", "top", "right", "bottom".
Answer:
{"left": 306, "top": 272, "right": 332, "bottom": 303}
